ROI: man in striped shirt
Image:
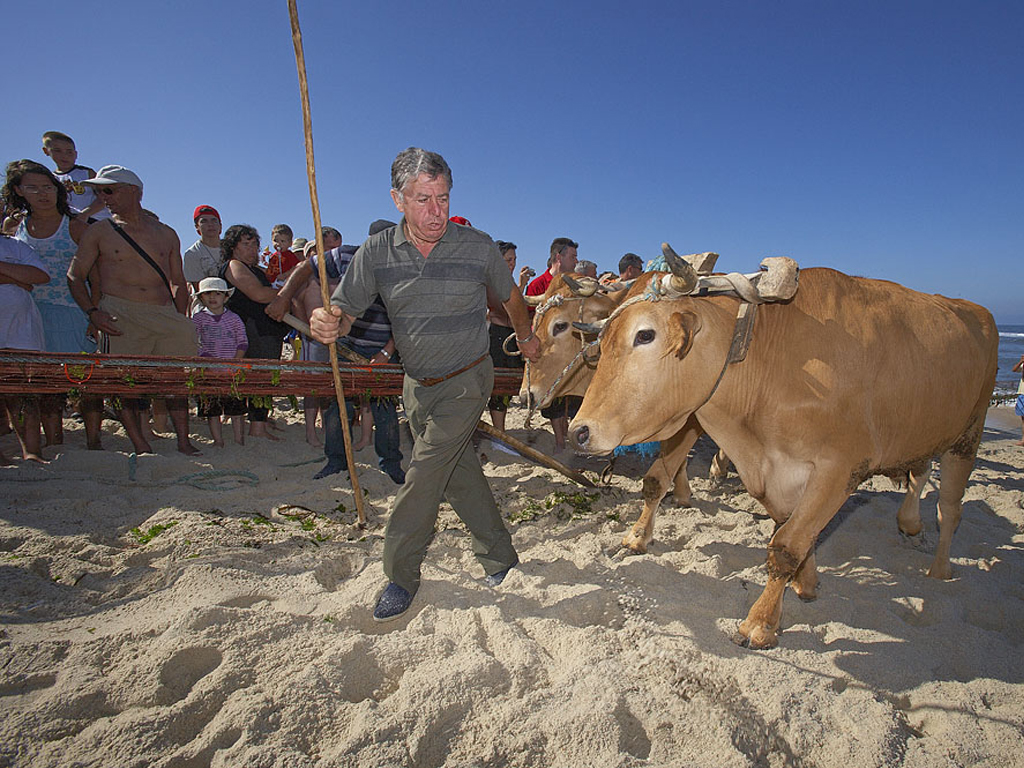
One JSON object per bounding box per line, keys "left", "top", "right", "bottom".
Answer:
{"left": 269, "top": 222, "right": 404, "bottom": 483}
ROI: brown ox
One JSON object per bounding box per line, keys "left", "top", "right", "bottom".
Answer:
{"left": 522, "top": 273, "right": 727, "bottom": 553}
{"left": 569, "top": 267, "right": 998, "bottom": 649}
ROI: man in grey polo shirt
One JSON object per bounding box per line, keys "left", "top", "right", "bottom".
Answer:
{"left": 310, "top": 147, "right": 540, "bottom": 622}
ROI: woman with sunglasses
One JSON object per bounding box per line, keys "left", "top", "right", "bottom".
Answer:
{"left": 2, "top": 160, "right": 104, "bottom": 449}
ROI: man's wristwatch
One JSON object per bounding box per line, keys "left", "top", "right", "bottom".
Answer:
{"left": 380, "top": 349, "right": 391, "bottom": 358}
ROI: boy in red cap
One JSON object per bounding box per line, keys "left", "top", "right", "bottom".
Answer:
{"left": 182, "top": 204, "right": 222, "bottom": 293}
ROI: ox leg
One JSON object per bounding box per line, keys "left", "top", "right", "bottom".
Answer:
{"left": 927, "top": 453, "right": 972, "bottom": 580}
{"left": 791, "top": 547, "right": 818, "bottom": 601}
{"left": 621, "top": 424, "right": 698, "bottom": 554}
{"left": 896, "top": 463, "right": 931, "bottom": 537}
{"left": 736, "top": 475, "right": 849, "bottom": 649}
{"left": 709, "top": 448, "right": 730, "bottom": 481}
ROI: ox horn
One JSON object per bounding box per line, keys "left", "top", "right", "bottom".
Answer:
{"left": 572, "top": 319, "right": 607, "bottom": 335}
{"left": 661, "top": 243, "right": 698, "bottom": 295}
{"left": 562, "top": 274, "right": 600, "bottom": 297}
{"left": 523, "top": 294, "right": 544, "bottom": 306}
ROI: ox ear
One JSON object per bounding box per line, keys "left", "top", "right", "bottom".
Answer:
{"left": 523, "top": 294, "right": 543, "bottom": 306}
{"left": 670, "top": 311, "right": 702, "bottom": 360}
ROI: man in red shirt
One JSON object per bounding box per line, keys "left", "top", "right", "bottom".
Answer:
{"left": 525, "top": 237, "right": 580, "bottom": 451}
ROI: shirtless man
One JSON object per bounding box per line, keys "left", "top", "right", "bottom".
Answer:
{"left": 67, "top": 165, "right": 200, "bottom": 455}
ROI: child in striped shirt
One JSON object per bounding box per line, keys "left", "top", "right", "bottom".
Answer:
{"left": 192, "top": 278, "right": 248, "bottom": 447}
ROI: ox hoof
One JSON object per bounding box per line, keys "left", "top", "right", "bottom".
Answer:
{"left": 735, "top": 621, "right": 779, "bottom": 650}
{"left": 898, "top": 521, "right": 923, "bottom": 538}
{"left": 620, "top": 534, "right": 649, "bottom": 555}
{"left": 671, "top": 490, "right": 693, "bottom": 507}
{"left": 926, "top": 562, "right": 953, "bottom": 580}
{"left": 899, "top": 530, "right": 928, "bottom": 550}
{"left": 792, "top": 576, "right": 818, "bottom": 602}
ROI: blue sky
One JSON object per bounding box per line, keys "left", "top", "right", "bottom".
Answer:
{"left": 5, "top": 1, "right": 1022, "bottom": 321}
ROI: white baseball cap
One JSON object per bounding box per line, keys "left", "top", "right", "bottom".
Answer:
{"left": 82, "top": 165, "right": 144, "bottom": 191}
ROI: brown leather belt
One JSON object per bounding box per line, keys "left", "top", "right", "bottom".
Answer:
{"left": 417, "top": 354, "right": 489, "bottom": 387}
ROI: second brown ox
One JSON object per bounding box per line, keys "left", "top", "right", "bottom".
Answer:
{"left": 521, "top": 273, "right": 727, "bottom": 553}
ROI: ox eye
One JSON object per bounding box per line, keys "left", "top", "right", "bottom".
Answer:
{"left": 553, "top": 321, "right": 569, "bottom": 336}
{"left": 634, "top": 329, "right": 655, "bottom": 346}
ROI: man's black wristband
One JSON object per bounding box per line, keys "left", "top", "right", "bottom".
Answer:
{"left": 86, "top": 307, "right": 99, "bottom": 315}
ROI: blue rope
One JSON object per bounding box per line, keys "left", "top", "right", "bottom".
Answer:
{"left": 613, "top": 441, "right": 661, "bottom": 459}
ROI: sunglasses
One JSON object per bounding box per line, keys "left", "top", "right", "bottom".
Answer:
{"left": 97, "top": 185, "right": 127, "bottom": 196}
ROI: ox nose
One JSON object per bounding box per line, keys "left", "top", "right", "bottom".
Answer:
{"left": 571, "top": 424, "right": 590, "bottom": 449}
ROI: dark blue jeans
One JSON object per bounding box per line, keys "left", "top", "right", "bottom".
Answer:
{"left": 322, "top": 397, "right": 403, "bottom": 474}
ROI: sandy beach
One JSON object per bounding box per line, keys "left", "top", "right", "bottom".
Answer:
{"left": 2, "top": 402, "right": 1023, "bottom": 767}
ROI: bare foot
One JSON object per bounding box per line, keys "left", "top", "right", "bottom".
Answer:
{"left": 249, "top": 424, "right": 280, "bottom": 441}
{"left": 306, "top": 432, "right": 322, "bottom": 447}
{"left": 23, "top": 453, "right": 49, "bottom": 464}
{"left": 177, "top": 440, "right": 202, "bottom": 456}
{"left": 234, "top": 436, "right": 245, "bottom": 446}
{"left": 1015, "top": 439, "right": 1024, "bottom": 446}
{"left": 213, "top": 439, "right": 226, "bottom": 448}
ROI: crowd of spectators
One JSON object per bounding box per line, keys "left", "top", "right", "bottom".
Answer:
{"left": 1, "top": 132, "right": 636, "bottom": 473}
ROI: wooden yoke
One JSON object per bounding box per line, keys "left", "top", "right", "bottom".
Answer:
{"left": 288, "top": 0, "right": 365, "bottom": 526}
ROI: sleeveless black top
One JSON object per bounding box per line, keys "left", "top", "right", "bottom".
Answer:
{"left": 219, "top": 260, "right": 288, "bottom": 337}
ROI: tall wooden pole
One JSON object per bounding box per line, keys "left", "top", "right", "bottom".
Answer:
{"left": 287, "top": 0, "right": 366, "bottom": 526}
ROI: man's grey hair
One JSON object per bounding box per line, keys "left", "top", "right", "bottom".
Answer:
{"left": 576, "top": 259, "right": 598, "bottom": 277}
{"left": 391, "top": 147, "right": 453, "bottom": 196}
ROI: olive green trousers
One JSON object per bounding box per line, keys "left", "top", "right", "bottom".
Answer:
{"left": 383, "top": 358, "right": 517, "bottom": 594}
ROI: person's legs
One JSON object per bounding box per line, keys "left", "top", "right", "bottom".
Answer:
{"left": 39, "top": 394, "right": 65, "bottom": 446}
{"left": 231, "top": 416, "right": 245, "bottom": 445}
{"left": 551, "top": 415, "right": 568, "bottom": 450}
{"left": 354, "top": 399, "right": 374, "bottom": 451}
{"left": 201, "top": 396, "right": 225, "bottom": 447}
{"left": 3, "top": 397, "right": 46, "bottom": 462}
{"left": 244, "top": 332, "right": 283, "bottom": 440}
{"left": 116, "top": 399, "right": 152, "bottom": 454}
{"left": 315, "top": 397, "right": 355, "bottom": 478}
{"left": 438, "top": 365, "right": 517, "bottom": 577}
{"left": 208, "top": 415, "right": 224, "bottom": 446}
{"left": 166, "top": 397, "right": 199, "bottom": 455}
{"left": 151, "top": 398, "right": 170, "bottom": 433}
{"left": 82, "top": 396, "right": 103, "bottom": 450}
{"left": 303, "top": 394, "right": 321, "bottom": 446}
{"left": 383, "top": 363, "right": 510, "bottom": 594}
{"left": 489, "top": 408, "right": 506, "bottom": 433}
{"left": 371, "top": 397, "right": 404, "bottom": 483}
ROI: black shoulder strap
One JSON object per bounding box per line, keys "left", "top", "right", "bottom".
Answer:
{"left": 109, "top": 221, "right": 173, "bottom": 299}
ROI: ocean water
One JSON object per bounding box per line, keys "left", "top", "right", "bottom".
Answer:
{"left": 996, "top": 324, "right": 1024, "bottom": 398}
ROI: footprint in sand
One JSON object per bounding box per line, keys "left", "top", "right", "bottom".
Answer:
{"left": 156, "top": 647, "right": 223, "bottom": 705}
